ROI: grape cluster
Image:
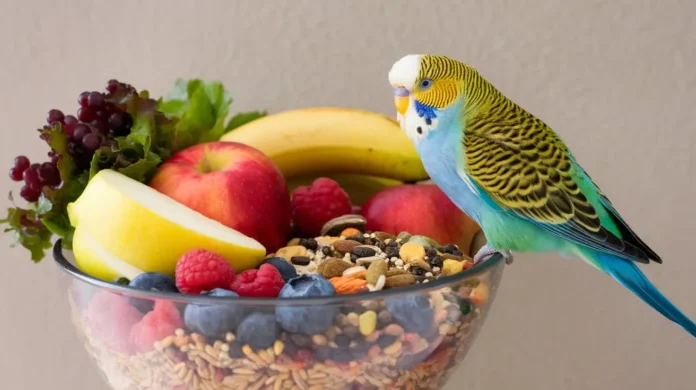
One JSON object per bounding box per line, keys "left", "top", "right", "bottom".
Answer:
{"left": 9, "top": 79, "right": 136, "bottom": 202}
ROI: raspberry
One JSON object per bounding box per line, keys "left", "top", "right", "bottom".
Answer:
{"left": 230, "top": 264, "right": 285, "bottom": 298}
{"left": 175, "top": 249, "right": 236, "bottom": 295}
{"left": 82, "top": 291, "right": 143, "bottom": 354}
{"left": 130, "top": 300, "right": 184, "bottom": 352}
{"left": 291, "top": 177, "right": 352, "bottom": 236}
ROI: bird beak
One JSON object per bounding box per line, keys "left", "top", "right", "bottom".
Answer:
{"left": 393, "top": 85, "right": 409, "bottom": 115}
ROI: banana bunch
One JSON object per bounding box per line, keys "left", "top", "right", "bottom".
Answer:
{"left": 220, "top": 107, "right": 429, "bottom": 205}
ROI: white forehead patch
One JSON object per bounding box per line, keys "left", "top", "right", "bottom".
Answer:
{"left": 388, "top": 54, "right": 422, "bottom": 90}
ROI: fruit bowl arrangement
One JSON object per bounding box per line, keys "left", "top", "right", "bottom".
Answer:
{"left": 3, "top": 78, "right": 506, "bottom": 390}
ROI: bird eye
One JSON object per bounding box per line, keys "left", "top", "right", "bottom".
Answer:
{"left": 419, "top": 78, "right": 432, "bottom": 90}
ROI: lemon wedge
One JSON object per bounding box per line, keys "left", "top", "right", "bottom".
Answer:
{"left": 67, "top": 169, "right": 266, "bottom": 280}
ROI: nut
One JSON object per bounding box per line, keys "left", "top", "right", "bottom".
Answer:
{"left": 399, "top": 242, "right": 426, "bottom": 263}
{"left": 317, "top": 258, "right": 353, "bottom": 279}
{"left": 332, "top": 239, "right": 361, "bottom": 254}
{"left": 320, "top": 214, "right": 367, "bottom": 236}
{"left": 340, "top": 227, "right": 361, "bottom": 237}
{"left": 384, "top": 273, "right": 416, "bottom": 288}
{"left": 275, "top": 245, "right": 307, "bottom": 261}
{"left": 442, "top": 259, "right": 464, "bottom": 276}
{"left": 330, "top": 276, "right": 368, "bottom": 294}
{"left": 365, "top": 259, "right": 388, "bottom": 284}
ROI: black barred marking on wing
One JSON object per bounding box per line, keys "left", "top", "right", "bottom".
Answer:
{"left": 411, "top": 55, "right": 660, "bottom": 263}
{"left": 459, "top": 73, "right": 653, "bottom": 263}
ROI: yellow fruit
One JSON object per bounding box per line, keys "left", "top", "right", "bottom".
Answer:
{"left": 71, "top": 226, "right": 145, "bottom": 282}
{"left": 286, "top": 172, "right": 403, "bottom": 206}
{"left": 220, "top": 107, "right": 428, "bottom": 182}
{"left": 67, "top": 169, "right": 266, "bottom": 280}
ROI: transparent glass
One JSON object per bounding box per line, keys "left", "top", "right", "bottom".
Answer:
{"left": 55, "top": 241, "right": 505, "bottom": 390}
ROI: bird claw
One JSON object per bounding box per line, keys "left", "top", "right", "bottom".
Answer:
{"left": 473, "top": 245, "right": 514, "bottom": 265}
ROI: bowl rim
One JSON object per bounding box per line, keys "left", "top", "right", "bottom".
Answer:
{"left": 53, "top": 239, "right": 504, "bottom": 306}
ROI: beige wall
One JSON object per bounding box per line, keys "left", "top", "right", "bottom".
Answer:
{"left": 1, "top": 1, "right": 695, "bottom": 389}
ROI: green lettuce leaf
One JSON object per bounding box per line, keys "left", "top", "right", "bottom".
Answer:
{"left": 225, "top": 111, "right": 267, "bottom": 131}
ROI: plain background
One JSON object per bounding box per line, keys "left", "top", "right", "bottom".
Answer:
{"left": 1, "top": 1, "right": 695, "bottom": 389}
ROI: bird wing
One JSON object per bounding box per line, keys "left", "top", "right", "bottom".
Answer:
{"left": 462, "top": 107, "right": 658, "bottom": 263}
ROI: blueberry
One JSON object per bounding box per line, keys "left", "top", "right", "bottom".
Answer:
{"left": 184, "top": 289, "right": 247, "bottom": 339}
{"left": 129, "top": 272, "right": 178, "bottom": 292}
{"left": 262, "top": 257, "right": 298, "bottom": 282}
{"left": 275, "top": 275, "right": 338, "bottom": 335}
{"left": 127, "top": 272, "right": 178, "bottom": 313}
{"left": 385, "top": 295, "right": 434, "bottom": 334}
{"left": 236, "top": 313, "right": 279, "bottom": 350}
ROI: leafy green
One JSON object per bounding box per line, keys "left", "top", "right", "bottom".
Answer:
{"left": 1, "top": 193, "right": 54, "bottom": 262}
{"left": 225, "top": 111, "right": 267, "bottom": 131}
{"left": 1, "top": 78, "right": 268, "bottom": 263}
{"left": 159, "top": 78, "right": 232, "bottom": 149}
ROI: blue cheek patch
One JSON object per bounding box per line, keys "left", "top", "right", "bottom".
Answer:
{"left": 414, "top": 100, "right": 437, "bottom": 123}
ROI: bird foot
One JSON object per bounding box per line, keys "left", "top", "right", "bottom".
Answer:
{"left": 473, "top": 244, "right": 514, "bottom": 265}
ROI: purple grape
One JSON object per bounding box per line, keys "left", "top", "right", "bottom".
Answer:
{"left": 9, "top": 168, "right": 23, "bottom": 181}
{"left": 108, "top": 112, "right": 133, "bottom": 136}
{"left": 46, "top": 109, "right": 65, "bottom": 125}
{"left": 106, "top": 80, "right": 119, "bottom": 93}
{"left": 72, "top": 124, "right": 90, "bottom": 140}
{"left": 82, "top": 132, "right": 103, "bottom": 151}
{"left": 19, "top": 185, "right": 40, "bottom": 202}
{"left": 90, "top": 119, "right": 109, "bottom": 135}
{"left": 77, "top": 107, "right": 95, "bottom": 122}
{"left": 23, "top": 166, "right": 41, "bottom": 192}
{"left": 78, "top": 91, "right": 90, "bottom": 107}
{"left": 87, "top": 92, "right": 105, "bottom": 109}
{"left": 63, "top": 115, "right": 78, "bottom": 136}
{"left": 38, "top": 162, "right": 60, "bottom": 186}
{"left": 13, "top": 155, "right": 30, "bottom": 172}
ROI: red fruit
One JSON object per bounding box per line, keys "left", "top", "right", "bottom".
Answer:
{"left": 130, "top": 300, "right": 184, "bottom": 353}
{"left": 175, "top": 249, "right": 236, "bottom": 295}
{"left": 291, "top": 178, "right": 352, "bottom": 236}
{"left": 229, "top": 264, "right": 285, "bottom": 298}
{"left": 82, "top": 291, "right": 143, "bottom": 354}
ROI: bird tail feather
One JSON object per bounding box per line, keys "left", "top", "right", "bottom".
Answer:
{"left": 591, "top": 252, "right": 696, "bottom": 337}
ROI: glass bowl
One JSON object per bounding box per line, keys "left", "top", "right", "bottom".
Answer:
{"left": 54, "top": 238, "right": 505, "bottom": 390}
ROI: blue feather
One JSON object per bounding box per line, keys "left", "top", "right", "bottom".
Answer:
{"left": 593, "top": 252, "right": 696, "bottom": 337}
{"left": 414, "top": 100, "right": 437, "bottom": 120}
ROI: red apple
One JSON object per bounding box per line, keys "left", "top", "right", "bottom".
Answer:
{"left": 149, "top": 141, "right": 292, "bottom": 252}
{"left": 361, "top": 184, "right": 481, "bottom": 254}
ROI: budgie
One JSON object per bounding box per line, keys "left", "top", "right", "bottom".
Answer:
{"left": 388, "top": 54, "right": 696, "bottom": 337}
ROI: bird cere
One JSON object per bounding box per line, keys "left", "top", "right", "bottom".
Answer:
{"left": 389, "top": 54, "right": 696, "bottom": 338}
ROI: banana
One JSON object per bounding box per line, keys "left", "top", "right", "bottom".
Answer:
{"left": 286, "top": 172, "right": 404, "bottom": 206}
{"left": 220, "top": 107, "right": 429, "bottom": 182}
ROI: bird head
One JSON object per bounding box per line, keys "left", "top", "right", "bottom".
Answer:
{"left": 388, "top": 54, "right": 472, "bottom": 141}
